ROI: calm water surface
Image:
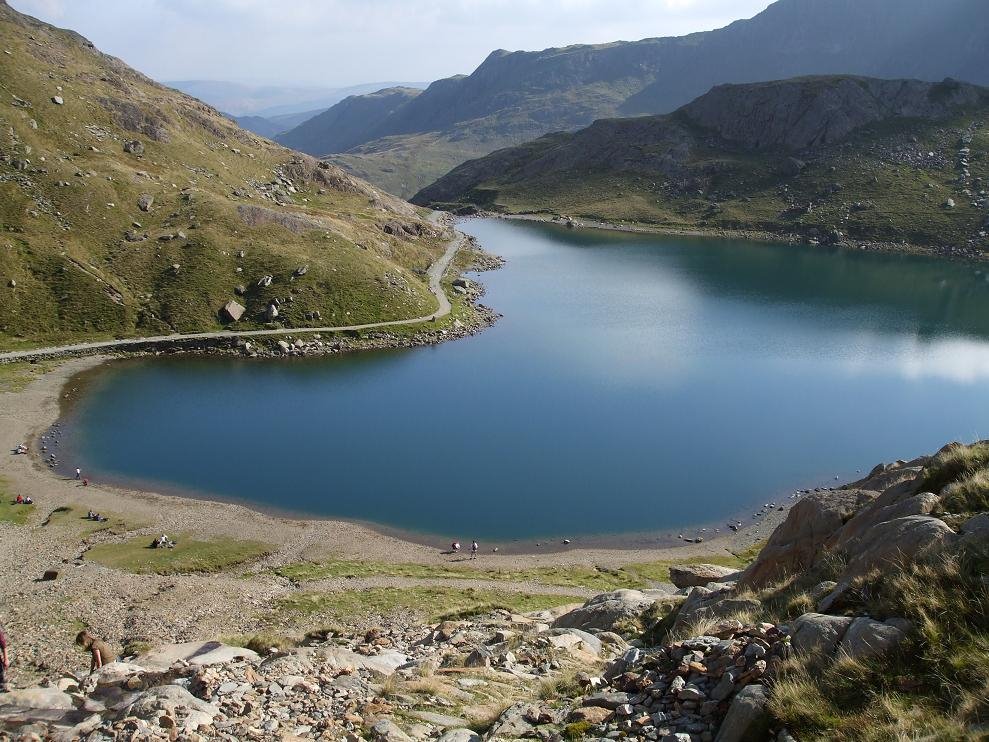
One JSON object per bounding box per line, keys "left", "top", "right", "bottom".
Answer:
{"left": 62, "top": 219, "right": 989, "bottom": 542}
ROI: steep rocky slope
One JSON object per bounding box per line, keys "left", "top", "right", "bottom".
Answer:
{"left": 414, "top": 76, "right": 989, "bottom": 255}
{"left": 0, "top": 1, "right": 449, "bottom": 351}
{"left": 281, "top": 0, "right": 989, "bottom": 197}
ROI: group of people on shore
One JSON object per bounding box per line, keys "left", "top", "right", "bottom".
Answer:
{"left": 86, "top": 510, "right": 108, "bottom": 523}
{"left": 450, "top": 540, "right": 479, "bottom": 559}
{"left": 11, "top": 494, "right": 33, "bottom": 506}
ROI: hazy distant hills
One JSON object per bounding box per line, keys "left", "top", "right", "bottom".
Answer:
{"left": 279, "top": 0, "right": 989, "bottom": 198}
{"left": 414, "top": 75, "right": 989, "bottom": 254}
{"left": 167, "top": 80, "right": 428, "bottom": 141}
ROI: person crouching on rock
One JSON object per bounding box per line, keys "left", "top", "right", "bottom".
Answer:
{"left": 76, "top": 630, "right": 114, "bottom": 673}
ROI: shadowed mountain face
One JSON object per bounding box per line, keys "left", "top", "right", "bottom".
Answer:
{"left": 413, "top": 76, "right": 989, "bottom": 253}
{"left": 279, "top": 0, "right": 989, "bottom": 198}
{"left": 0, "top": 0, "right": 446, "bottom": 349}
{"left": 277, "top": 87, "right": 421, "bottom": 155}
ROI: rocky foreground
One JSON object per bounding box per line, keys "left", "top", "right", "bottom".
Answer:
{"left": 2, "top": 443, "right": 987, "bottom": 741}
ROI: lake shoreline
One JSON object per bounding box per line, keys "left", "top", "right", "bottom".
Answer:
{"left": 488, "top": 211, "right": 989, "bottom": 262}
{"left": 35, "top": 356, "right": 793, "bottom": 555}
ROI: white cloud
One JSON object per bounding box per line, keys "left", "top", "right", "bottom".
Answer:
{"left": 8, "top": 0, "right": 773, "bottom": 87}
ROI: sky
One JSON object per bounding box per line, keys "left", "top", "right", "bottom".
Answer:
{"left": 9, "top": 0, "right": 774, "bottom": 89}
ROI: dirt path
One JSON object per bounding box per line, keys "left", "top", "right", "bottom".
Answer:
{"left": 0, "top": 216, "right": 462, "bottom": 363}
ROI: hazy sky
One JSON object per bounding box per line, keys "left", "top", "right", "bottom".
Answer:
{"left": 9, "top": 0, "right": 774, "bottom": 88}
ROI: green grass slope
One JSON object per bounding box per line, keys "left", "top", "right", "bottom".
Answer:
{"left": 415, "top": 76, "right": 989, "bottom": 255}
{"left": 0, "top": 1, "right": 448, "bottom": 351}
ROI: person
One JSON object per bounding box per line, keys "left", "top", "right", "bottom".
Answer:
{"left": 451, "top": 541, "right": 460, "bottom": 553}
{"left": 23, "top": 497, "right": 32, "bottom": 505}
{"left": 15, "top": 495, "right": 22, "bottom": 504}
{"left": 75, "top": 630, "right": 114, "bottom": 673}
{"left": 75, "top": 468, "right": 81, "bottom": 480}
{"left": 470, "top": 541, "right": 478, "bottom": 560}
{"left": 82, "top": 478, "right": 88, "bottom": 487}
{"left": 0, "top": 621, "right": 9, "bottom": 691}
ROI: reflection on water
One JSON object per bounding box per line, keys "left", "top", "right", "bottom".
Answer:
{"left": 62, "top": 219, "right": 989, "bottom": 541}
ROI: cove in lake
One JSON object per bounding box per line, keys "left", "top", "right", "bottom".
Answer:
{"left": 60, "top": 219, "right": 989, "bottom": 544}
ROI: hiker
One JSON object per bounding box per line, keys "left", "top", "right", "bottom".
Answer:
{"left": 82, "top": 478, "right": 88, "bottom": 487}
{"left": 23, "top": 497, "right": 32, "bottom": 505}
{"left": 15, "top": 494, "right": 22, "bottom": 504}
{"left": 0, "top": 621, "right": 9, "bottom": 691}
{"left": 75, "top": 630, "right": 114, "bottom": 673}
{"left": 451, "top": 541, "right": 460, "bottom": 553}
{"left": 75, "top": 468, "right": 81, "bottom": 480}
{"left": 470, "top": 540, "right": 478, "bottom": 559}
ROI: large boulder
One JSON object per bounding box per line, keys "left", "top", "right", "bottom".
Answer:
{"left": 841, "top": 515, "right": 957, "bottom": 579}
{"left": 669, "top": 563, "right": 741, "bottom": 589}
{"left": 220, "top": 300, "right": 246, "bottom": 322}
{"left": 831, "top": 480, "right": 939, "bottom": 552}
{"left": 714, "top": 684, "right": 770, "bottom": 742}
{"left": 136, "top": 641, "right": 259, "bottom": 670}
{"left": 838, "top": 617, "right": 907, "bottom": 660}
{"left": 551, "top": 589, "right": 656, "bottom": 632}
{"left": 670, "top": 586, "right": 761, "bottom": 635}
{"left": 740, "top": 489, "right": 877, "bottom": 589}
{"left": 319, "top": 646, "right": 410, "bottom": 676}
{"left": 0, "top": 687, "right": 75, "bottom": 711}
{"left": 790, "top": 613, "right": 853, "bottom": 656}
{"left": 124, "top": 685, "right": 218, "bottom": 733}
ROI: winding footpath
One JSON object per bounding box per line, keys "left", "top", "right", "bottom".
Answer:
{"left": 0, "top": 223, "right": 463, "bottom": 363}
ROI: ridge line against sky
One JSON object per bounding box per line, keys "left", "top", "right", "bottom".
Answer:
{"left": 9, "top": 0, "right": 773, "bottom": 90}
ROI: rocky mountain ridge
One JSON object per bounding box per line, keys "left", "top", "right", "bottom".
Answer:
{"left": 414, "top": 75, "right": 989, "bottom": 257}
{"left": 279, "top": 0, "right": 989, "bottom": 196}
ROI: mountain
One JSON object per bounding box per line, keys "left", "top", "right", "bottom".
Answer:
{"left": 277, "top": 87, "right": 422, "bottom": 154}
{"left": 0, "top": 0, "right": 449, "bottom": 350}
{"left": 285, "top": 0, "right": 989, "bottom": 198}
{"left": 230, "top": 108, "right": 326, "bottom": 139}
{"left": 414, "top": 76, "right": 989, "bottom": 254}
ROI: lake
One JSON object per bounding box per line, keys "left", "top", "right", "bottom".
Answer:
{"left": 58, "top": 218, "right": 989, "bottom": 545}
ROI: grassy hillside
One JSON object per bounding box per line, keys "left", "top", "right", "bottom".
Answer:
{"left": 415, "top": 77, "right": 989, "bottom": 255}
{"left": 280, "top": 0, "right": 989, "bottom": 197}
{"left": 0, "top": 1, "right": 449, "bottom": 351}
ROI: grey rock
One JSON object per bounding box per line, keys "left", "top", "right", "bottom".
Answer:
{"left": 839, "top": 617, "right": 906, "bottom": 660}
{"left": 436, "top": 730, "right": 481, "bottom": 742}
{"left": 669, "top": 563, "right": 741, "bottom": 589}
{"left": 220, "top": 300, "right": 245, "bottom": 322}
{"left": 371, "top": 718, "right": 414, "bottom": 742}
{"left": 552, "top": 589, "right": 655, "bottom": 632}
{"left": 790, "top": 613, "right": 853, "bottom": 656}
{"left": 841, "top": 516, "right": 957, "bottom": 578}
{"left": 123, "top": 140, "right": 144, "bottom": 155}
{"left": 714, "top": 684, "right": 769, "bottom": 742}
{"left": 137, "top": 193, "right": 153, "bottom": 212}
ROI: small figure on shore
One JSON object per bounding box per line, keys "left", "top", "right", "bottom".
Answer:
{"left": 82, "top": 478, "right": 88, "bottom": 487}
{"left": 152, "top": 534, "right": 175, "bottom": 549}
{"left": 0, "top": 621, "right": 9, "bottom": 691}
{"left": 470, "top": 540, "right": 478, "bottom": 559}
{"left": 75, "top": 630, "right": 114, "bottom": 674}
{"left": 75, "top": 468, "right": 81, "bottom": 480}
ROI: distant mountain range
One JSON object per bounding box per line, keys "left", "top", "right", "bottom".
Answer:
{"left": 276, "top": 0, "right": 989, "bottom": 198}
{"left": 414, "top": 75, "right": 989, "bottom": 255}
{"left": 167, "top": 80, "right": 428, "bottom": 141}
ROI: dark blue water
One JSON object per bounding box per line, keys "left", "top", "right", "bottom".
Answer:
{"left": 63, "top": 219, "right": 989, "bottom": 543}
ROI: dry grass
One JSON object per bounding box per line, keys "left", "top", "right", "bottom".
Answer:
{"left": 769, "top": 554, "right": 989, "bottom": 740}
